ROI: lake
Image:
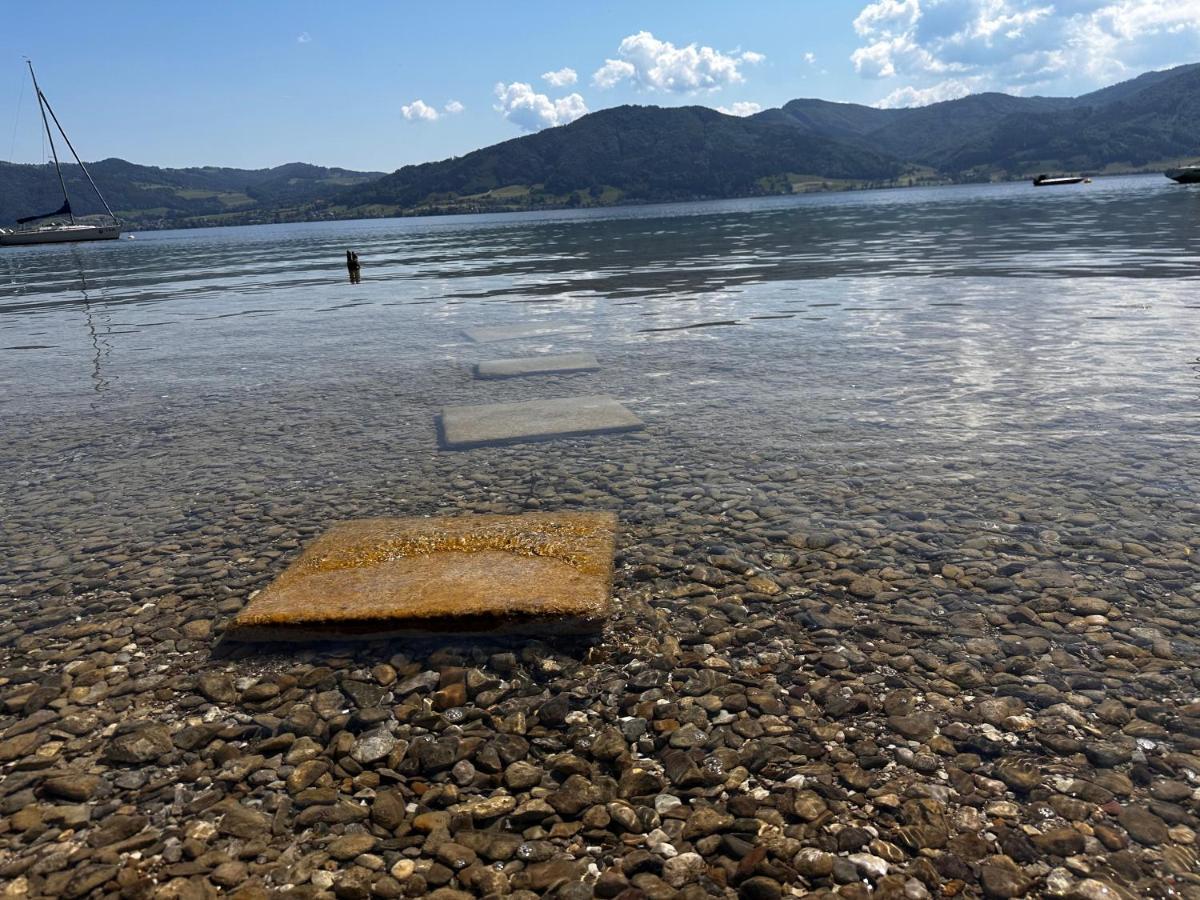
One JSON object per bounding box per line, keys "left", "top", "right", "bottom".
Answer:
{"left": 2, "top": 173, "right": 1199, "bottom": 896}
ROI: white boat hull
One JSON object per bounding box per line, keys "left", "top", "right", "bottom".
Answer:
{"left": 0, "top": 223, "right": 121, "bottom": 246}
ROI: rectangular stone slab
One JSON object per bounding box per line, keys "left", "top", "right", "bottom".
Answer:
{"left": 464, "top": 324, "right": 589, "bottom": 343}
{"left": 439, "top": 395, "right": 642, "bottom": 449}
{"left": 474, "top": 351, "right": 600, "bottom": 379}
{"left": 226, "top": 511, "right": 617, "bottom": 641}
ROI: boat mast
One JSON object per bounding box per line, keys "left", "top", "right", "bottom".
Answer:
{"left": 27, "top": 60, "right": 75, "bottom": 225}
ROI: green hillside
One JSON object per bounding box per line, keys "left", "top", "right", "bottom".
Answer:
{"left": 0, "top": 159, "right": 382, "bottom": 229}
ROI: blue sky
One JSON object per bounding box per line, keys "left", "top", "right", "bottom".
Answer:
{"left": 3, "top": 0, "right": 1198, "bottom": 173}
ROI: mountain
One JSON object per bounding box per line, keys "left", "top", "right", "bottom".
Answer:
{"left": 2, "top": 62, "right": 1198, "bottom": 229}
{"left": 334, "top": 104, "right": 905, "bottom": 215}
{"left": 760, "top": 63, "right": 1200, "bottom": 173}
{"left": 0, "top": 159, "right": 382, "bottom": 229}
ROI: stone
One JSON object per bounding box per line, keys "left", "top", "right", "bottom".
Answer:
{"left": 197, "top": 673, "right": 237, "bottom": 704}
{"left": 889, "top": 713, "right": 936, "bottom": 741}
{"left": 662, "top": 852, "right": 705, "bottom": 887}
{"left": 329, "top": 834, "right": 377, "bottom": 860}
{"left": 87, "top": 815, "right": 147, "bottom": 848}
{"left": 463, "top": 324, "right": 588, "bottom": 343}
{"left": 226, "top": 512, "right": 617, "bottom": 639}
{"left": 351, "top": 730, "right": 396, "bottom": 764}
{"left": 64, "top": 864, "right": 118, "bottom": 899}
{"left": 474, "top": 351, "right": 600, "bottom": 379}
{"left": 848, "top": 853, "right": 889, "bottom": 881}
{"left": 439, "top": 395, "right": 643, "bottom": 449}
{"left": 220, "top": 804, "right": 269, "bottom": 840}
{"left": 1117, "top": 805, "right": 1169, "bottom": 846}
{"left": 980, "top": 862, "right": 1032, "bottom": 898}
{"left": 104, "top": 723, "right": 173, "bottom": 764}
{"left": 42, "top": 773, "right": 102, "bottom": 801}
{"left": 1032, "top": 827, "right": 1086, "bottom": 856}
{"left": 738, "top": 876, "right": 782, "bottom": 900}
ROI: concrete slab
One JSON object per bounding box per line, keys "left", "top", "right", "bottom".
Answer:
{"left": 464, "top": 324, "right": 589, "bottom": 343}
{"left": 475, "top": 351, "right": 600, "bottom": 379}
{"left": 439, "top": 395, "right": 643, "bottom": 449}
{"left": 226, "top": 512, "right": 617, "bottom": 640}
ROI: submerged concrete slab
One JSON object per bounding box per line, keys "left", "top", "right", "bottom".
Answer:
{"left": 439, "top": 395, "right": 643, "bottom": 449}
{"left": 226, "top": 511, "right": 617, "bottom": 640}
{"left": 474, "top": 351, "right": 600, "bottom": 379}
{"left": 464, "top": 324, "right": 589, "bottom": 343}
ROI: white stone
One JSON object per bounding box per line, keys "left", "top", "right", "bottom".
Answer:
{"left": 654, "top": 794, "right": 682, "bottom": 814}
{"left": 475, "top": 351, "right": 600, "bottom": 379}
{"left": 662, "top": 852, "right": 706, "bottom": 887}
{"left": 439, "top": 395, "right": 643, "bottom": 449}
{"left": 848, "top": 853, "right": 889, "bottom": 881}
{"left": 390, "top": 859, "right": 415, "bottom": 881}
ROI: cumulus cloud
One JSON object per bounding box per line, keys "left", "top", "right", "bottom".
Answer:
{"left": 494, "top": 82, "right": 588, "bottom": 131}
{"left": 851, "top": 0, "right": 1200, "bottom": 107}
{"left": 401, "top": 99, "right": 464, "bottom": 122}
{"left": 592, "top": 31, "right": 765, "bottom": 92}
{"left": 876, "top": 79, "right": 974, "bottom": 107}
{"left": 717, "top": 101, "right": 764, "bottom": 116}
{"left": 297, "top": 32, "right": 312, "bottom": 44}
{"left": 401, "top": 100, "right": 441, "bottom": 121}
{"left": 542, "top": 67, "right": 578, "bottom": 87}
{"left": 804, "top": 52, "right": 817, "bottom": 64}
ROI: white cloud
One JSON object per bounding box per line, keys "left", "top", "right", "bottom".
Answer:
{"left": 804, "top": 52, "right": 817, "bottom": 64}
{"left": 876, "top": 78, "right": 975, "bottom": 107}
{"left": 851, "top": 0, "right": 1200, "bottom": 104}
{"left": 401, "top": 99, "right": 463, "bottom": 121}
{"left": 494, "top": 82, "right": 589, "bottom": 131}
{"left": 401, "top": 100, "right": 441, "bottom": 121}
{"left": 591, "top": 31, "right": 765, "bottom": 92}
{"left": 594, "top": 59, "right": 637, "bottom": 88}
{"left": 542, "top": 67, "right": 578, "bottom": 87}
{"left": 717, "top": 101, "right": 764, "bottom": 116}
{"left": 297, "top": 32, "right": 312, "bottom": 44}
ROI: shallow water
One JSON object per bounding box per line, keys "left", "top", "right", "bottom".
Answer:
{"left": 5, "top": 173, "right": 1200, "bottom": 899}
{"left": 1, "top": 174, "right": 1197, "bottom": 628}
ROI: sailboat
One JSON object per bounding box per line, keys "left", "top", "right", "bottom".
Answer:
{"left": 0, "top": 61, "right": 121, "bottom": 247}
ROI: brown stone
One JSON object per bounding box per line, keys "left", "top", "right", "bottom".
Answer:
{"left": 226, "top": 512, "right": 617, "bottom": 640}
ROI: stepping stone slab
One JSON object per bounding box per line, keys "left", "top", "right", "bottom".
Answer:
{"left": 475, "top": 351, "right": 600, "bottom": 379}
{"left": 226, "top": 511, "right": 617, "bottom": 641}
{"left": 439, "top": 395, "right": 642, "bottom": 449}
{"left": 464, "top": 324, "right": 588, "bottom": 343}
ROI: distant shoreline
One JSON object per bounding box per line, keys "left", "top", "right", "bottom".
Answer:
{"left": 127, "top": 168, "right": 1177, "bottom": 232}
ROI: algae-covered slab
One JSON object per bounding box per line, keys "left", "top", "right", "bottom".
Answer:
{"left": 226, "top": 511, "right": 617, "bottom": 641}
{"left": 464, "top": 324, "right": 589, "bottom": 343}
{"left": 439, "top": 395, "right": 642, "bottom": 449}
{"left": 474, "top": 351, "right": 600, "bottom": 379}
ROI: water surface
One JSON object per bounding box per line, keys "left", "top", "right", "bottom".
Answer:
{"left": 1, "top": 174, "right": 1197, "bottom": 634}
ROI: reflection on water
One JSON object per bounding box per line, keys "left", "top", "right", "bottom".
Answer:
{"left": 71, "top": 250, "right": 114, "bottom": 396}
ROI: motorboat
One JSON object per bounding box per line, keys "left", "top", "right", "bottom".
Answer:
{"left": 1165, "top": 165, "right": 1200, "bottom": 184}
{"left": 1033, "top": 174, "right": 1088, "bottom": 187}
